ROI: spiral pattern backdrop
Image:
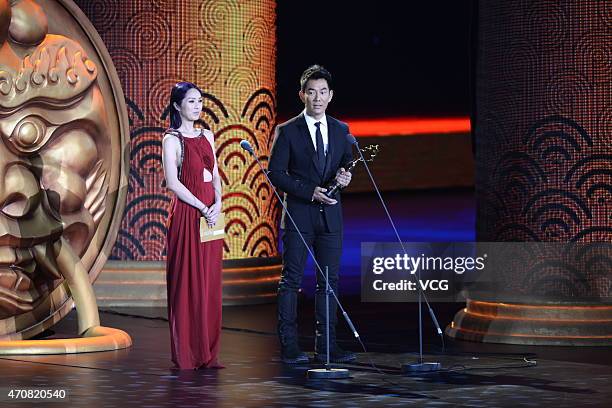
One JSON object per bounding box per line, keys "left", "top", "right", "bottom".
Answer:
{"left": 74, "top": 0, "right": 279, "bottom": 264}
{"left": 475, "top": 0, "right": 612, "bottom": 297}
{"left": 446, "top": 0, "right": 612, "bottom": 345}
{"left": 475, "top": 0, "right": 612, "bottom": 258}
{"left": 447, "top": 1, "right": 612, "bottom": 345}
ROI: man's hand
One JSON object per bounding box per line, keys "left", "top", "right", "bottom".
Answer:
{"left": 312, "top": 187, "right": 337, "bottom": 205}
{"left": 335, "top": 167, "right": 352, "bottom": 188}
{"left": 204, "top": 201, "right": 222, "bottom": 226}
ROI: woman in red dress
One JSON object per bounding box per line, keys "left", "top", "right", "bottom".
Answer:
{"left": 162, "top": 82, "right": 224, "bottom": 369}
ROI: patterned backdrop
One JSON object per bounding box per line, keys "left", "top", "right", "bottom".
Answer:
{"left": 475, "top": 1, "right": 612, "bottom": 298}
{"left": 74, "top": 0, "right": 280, "bottom": 261}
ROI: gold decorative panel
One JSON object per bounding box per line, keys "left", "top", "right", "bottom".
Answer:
{"left": 0, "top": 0, "right": 129, "bottom": 340}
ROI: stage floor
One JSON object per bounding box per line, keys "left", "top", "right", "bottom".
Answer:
{"left": 2, "top": 299, "right": 611, "bottom": 407}
{"left": 3, "top": 189, "right": 610, "bottom": 406}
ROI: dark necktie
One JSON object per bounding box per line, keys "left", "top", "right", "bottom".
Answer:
{"left": 315, "top": 121, "right": 325, "bottom": 174}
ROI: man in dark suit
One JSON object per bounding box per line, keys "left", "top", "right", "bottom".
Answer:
{"left": 269, "top": 65, "right": 356, "bottom": 364}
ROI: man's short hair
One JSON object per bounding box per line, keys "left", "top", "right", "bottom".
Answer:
{"left": 300, "top": 65, "right": 332, "bottom": 92}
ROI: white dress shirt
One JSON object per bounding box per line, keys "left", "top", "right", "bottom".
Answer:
{"left": 303, "top": 110, "right": 328, "bottom": 155}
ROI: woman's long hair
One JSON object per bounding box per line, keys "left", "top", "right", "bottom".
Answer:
{"left": 169, "top": 81, "right": 203, "bottom": 129}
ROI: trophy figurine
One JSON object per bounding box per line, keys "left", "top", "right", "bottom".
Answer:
{"left": 324, "top": 144, "right": 380, "bottom": 198}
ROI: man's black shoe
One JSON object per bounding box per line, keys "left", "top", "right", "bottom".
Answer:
{"left": 314, "top": 346, "right": 356, "bottom": 363}
{"left": 281, "top": 345, "right": 309, "bottom": 364}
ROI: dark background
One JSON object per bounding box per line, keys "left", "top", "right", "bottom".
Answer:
{"left": 276, "top": 1, "right": 474, "bottom": 120}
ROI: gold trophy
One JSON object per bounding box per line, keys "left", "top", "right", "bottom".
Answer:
{"left": 324, "top": 144, "right": 380, "bottom": 198}
{"left": 0, "top": 0, "right": 131, "bottom": 354}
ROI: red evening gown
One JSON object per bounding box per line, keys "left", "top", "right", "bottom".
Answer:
{"left": 165, "top": 130, "right": 224, "bottom": 369}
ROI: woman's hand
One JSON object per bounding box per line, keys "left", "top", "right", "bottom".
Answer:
{"left": 204, "top": 201, "right": 222, "bottom": 226}
{"left": 199, "top": 205, "right": 209, "bottom": 219}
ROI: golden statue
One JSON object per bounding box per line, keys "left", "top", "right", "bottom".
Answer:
{"left": 0, "top": 0, "right": 131, "bottom": 353}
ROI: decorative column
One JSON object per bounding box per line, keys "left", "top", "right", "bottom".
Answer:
{"left": 76, "top": 0, "right": 281, "bottom": 304}
{"left": 446, "top": 1, "right": 612, "bottom": 345}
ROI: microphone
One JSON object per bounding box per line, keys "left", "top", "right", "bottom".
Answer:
{"left": 354, "top": 140, "right": 444, "bottom": 372}
{"left": 240, "top": 139, "right": 254, "bottom": 156}
{"left": 346, "top": 133, "right": 358, "bottom": 146}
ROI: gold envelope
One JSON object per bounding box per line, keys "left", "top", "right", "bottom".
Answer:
{"left": 200, "top": 213, "right": 226, "bottom": 242}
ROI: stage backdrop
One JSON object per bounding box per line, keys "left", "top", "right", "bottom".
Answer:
{"left": 447, "top": 0, "right": 612, "bottom": 345}
{"left": 74, "top": 0, "right": 282, "bottom": 305}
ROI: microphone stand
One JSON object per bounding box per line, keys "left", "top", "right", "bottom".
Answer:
{"left": 242, "top": 142, "right": 354, "bottom": 379}
{"left": 351, "top": 137, "right": 442, "bottom": 373}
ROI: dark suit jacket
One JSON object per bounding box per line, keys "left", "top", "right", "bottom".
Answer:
{"left": 268, "top": 113, "right": 353, "bottom": 233}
